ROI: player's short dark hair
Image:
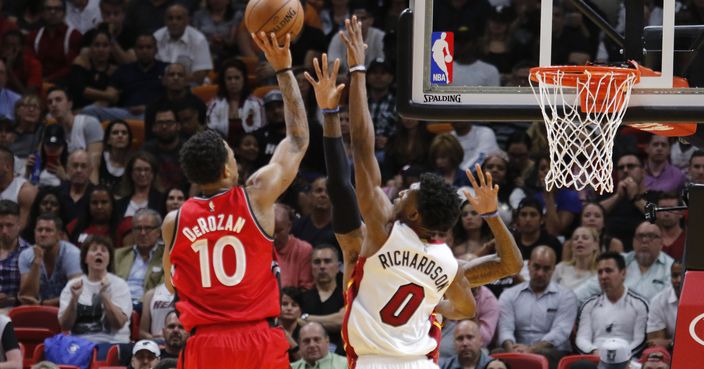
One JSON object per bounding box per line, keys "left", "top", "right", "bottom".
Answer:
{"left": 180, "top": 130, "right": 229, "bottom": 185}
{"left": 416, "top": 173, "right": 461, "bottom": 232}
{"left": 0, "top": 200, "right": 19, "bottom": 217}
{"left": 597, "top": 251, "right": 626, "bottom": 271}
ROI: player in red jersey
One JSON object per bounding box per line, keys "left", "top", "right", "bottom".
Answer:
{"left": 160, "top": 32, "right": 309, "bottom": 369}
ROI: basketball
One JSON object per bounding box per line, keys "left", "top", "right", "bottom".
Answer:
{"left": 244, "top": 0, "right": 304, "bottom": 45}
{"left": 444, "top": 54, "right": 453, "bottom": 63}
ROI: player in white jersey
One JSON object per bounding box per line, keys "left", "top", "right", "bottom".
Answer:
{"left": 301, "top": 17, "right": 523, "bottom": 369}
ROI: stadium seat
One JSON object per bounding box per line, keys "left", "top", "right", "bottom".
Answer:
{"left": 191, "top": 84, "right": 219, "bottom": 104}
{"left": 252, "top": 84, "right": 277, "bottom": 98}
{"left": 558, "top": 354, "right": 600, "bottom": 369}
{"left": 90, "top": 345, "right": 120, "bottom": 369}
{"left": 9, "top": 305, "right": 62, "bottom": 334}
{"left": 491, "top": 352, "right": 549, "bottom": 369}
{"left": 426, "top": 123, "right": 454, "bottom": 134}
{"left": 130, "top": 311, "right": 140, "bottom": 342}
{"left": 16, "top": 328, "right": 54, "bottom": 369}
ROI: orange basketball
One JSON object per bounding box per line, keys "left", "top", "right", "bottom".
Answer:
{"left": 244, "top": 0, "right": 304, "bottom": 45}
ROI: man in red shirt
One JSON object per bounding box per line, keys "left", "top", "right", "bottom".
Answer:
{"left": 161, "top": 32, "right": 309, "bottom": 369}
{"left": 27, "top": 0, "right": 82, "bottom": 83}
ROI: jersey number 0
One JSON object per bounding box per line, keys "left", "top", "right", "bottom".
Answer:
{"left": 379, "top": 283, "right": 425, "bottom": 326}
{"left": 191, "top": 236, "right": 247, "bottom": 288}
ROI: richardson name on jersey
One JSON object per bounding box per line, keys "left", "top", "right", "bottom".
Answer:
{"left": 181, "top": 214, "right": 246, "bottom": 242}
{"left": 378, "top": 250, "right": 450, "bottom": 291}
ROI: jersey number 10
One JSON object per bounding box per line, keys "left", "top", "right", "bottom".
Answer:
{"left": 191, "top": 236, "right": 247, "bottom": 288}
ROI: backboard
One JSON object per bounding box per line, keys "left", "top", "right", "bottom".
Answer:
{"left": 397, "top": 0, "right": 704, "bottom": 123}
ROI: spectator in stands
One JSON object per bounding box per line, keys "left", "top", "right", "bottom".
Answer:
{"left": 485, "top": 359, "right": 512, "bottom": 369}
{"left": 274, "top": 203, "right": 314, "bottom": 290}
{"left": 192, "top": 0, "right": 240, "bottom": 64}
{"left": 164, "top": 188, "right": 185, "bottom": 213}
{"left": 0, "top": 120, "right": 22, "bottom": 176}
{"left": 644, "top": 136, "right": 687, "bottom": 194}
{"left": 142, "top": 103, "right": 185, "bottom": 191}
{"left": 31, "top": 363, "right": 60, "bottom": 369}
{"left": 0, "top": 200, "right": 30, "bottom": 308}
{"left": 655, "top": 192, "right": 685, "bottom": 260}
{"left": 429, "top": 134, "right": 471, "bottom": 188}
{"left": 440, "top": 320, "right": 493, "bottom": 369}
{"left": 280, "top": 286, "right": 305, "bottom": 362}
{"left": 20, "top": 187, "right": 67, "bottom": 244}
{"left": 291, "top": 322, "right": 347, "bottom": 369}
{"left": 292, "top": 177, "right": 337, "bottom": 248}
{"left": 46, "top": 87, "right": 104, "bottom": 184}
{"left": 19, "top": 213, "right": 81, "bottom": 306}
{"left": 432, "top": 0, "right": 491, "bottom": 36}
{"left": 512, "top": 198, "right": 563, "bottom": 260}
{"left": 480, "top": 151, "right": 525, "bottom": 225}
{"left": 0, "top": 60, "right": 20, "bottom": 120}
{"left": 440, "top": 285, "right": 499, "bottom": 359}
{"left": 594, "top": 338, "right": 632, "bottom": 369}
{"left": 552, "top": 227, "right": 598, "bottom": 290}
{"left": 451, "top": 200, "right": 492, "bottom": 257}
{"left": 0, "top": 146, "right": 37, "bottom": 231}
{"left": 207, "top": 58, "right": 264, "bottom": 141}
{"left": 67, "top": 186, "right": 118, "bottom": 247}
{"left": 139, "top": 282, "right": 174, "bottom": 341}
{"left": 10, "top": 94, "right": 45, "bottom": 161}
{"left": 24, "top": 124, "right": 68, "bottom": 188}
{"left": 114, "top": 151, "right": 165, "bottom": 218}
{"left": 174, "top": 99, "right": 205, "bottom": 137}
{"left": 327, "top": 4, "right": 385, "bottom": 72}
{"left": 527, "top": 154, "right": 582, "bottom": 237}
{"left": 28, "top": 0, "right": 82, "bottom": 83}
{"left": 99, "top": 0, "right": 136, "bottom": 64}
{"left": 232, "top": 133, "right": 260, "bottom": 184}
{"left": 451, "top": 122, "right": 499, "bottom": 172}
{"left": 647, "top": 261, "right": 681, "bottom": 350}
{"left": 125, "top": 0, "right": 182, "bottom": 36}
{"left": 300, "top": 244, "right": 345, "bottom": 353}
{"left": 69, "top": 25, "right": 119, "bottom": 110}
{"left": 58, "top": 235, "right": 131, "bottom": 350}
{"left": 253, "top": 89, "right": 286, "bottom": 165}
{"left": 0, "top": 30, "right": 42, "bottom": 94}
{"left": 480, "top": 5, "right": 518, "bottom": 75}
{"left": 115, "top": 208, "right": 164, "bottom": 308}
{"left": 382, "top": 117, "right": 434, "bottom": 181}
{"left": 452, "top": 29, "right": 501, "bottom": 87}
{"left": 58, "top": 150, "right": 95, "bottom": 225}
{"left": 0, "top": 313, "right": 22, "bottom": 369}
{"left": 154, "top": 4, "right": 212, "bottom": 84}
{"left": 670, "top": 139, "right": 696, "bottom": 171}
{"left": 159, "top": 310, "right": 186, "bottom": 360}
{"left": 66, "top": 0, "right": 102, "bottom": 34}
{"left": 499, "top": 246, "right": 577, "bottom": 365}
{"left": 561, "top": 202, "right": 624, "bottom": 261}
{"left": 599, "top": 152, "right": 647, "bottom": 250}
{"left": 366, "top": 58, "right": 397, "bottom": 158}
{"left": 575, "top": 252, "right": 648, "bottom": 356}
{"left": 688, "top": 150, "right": 704, "bottom": 184}
{"left": 13, "top": 0, "right": 43, "bottom": 34}
{"left": 505, "top": 132, "right": 535, "bottom": 187}
{"left": 639, "top": 347, "right": 671, "bottom": 369}
{"left": 99, "top": 120, "right": 131, "bottom": 191}
{"left": 130, "top": 339, "right": 161, "bottom": 369}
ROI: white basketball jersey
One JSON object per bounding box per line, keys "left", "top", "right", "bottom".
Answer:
{"left": 344, "top": 221, "right": 458, "bottom": 357}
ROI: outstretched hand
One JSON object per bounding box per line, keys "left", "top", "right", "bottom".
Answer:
{"left": 304, "top": 54, "right": 346, "bottom": 110}
{"left": 339, "top": 16, "right": 367, "bottom": 68}
{"left": 251, "top": 32, "right": 292, "bottom": 72}
{"left": 464, "top": 164, "right": 499, "bottom": 215}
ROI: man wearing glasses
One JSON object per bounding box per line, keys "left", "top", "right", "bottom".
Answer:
{"left": 115, "top": 208, "right": 165, "bottom": 310}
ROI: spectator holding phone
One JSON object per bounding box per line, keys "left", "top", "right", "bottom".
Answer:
{"left": 24, "top": 125, "right": 68, "bottom": 188}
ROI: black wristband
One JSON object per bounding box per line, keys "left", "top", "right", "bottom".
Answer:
{"left": 275, "top": 67, "right": 292, "bottom": 75}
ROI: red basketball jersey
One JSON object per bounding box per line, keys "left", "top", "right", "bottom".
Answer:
{"left": 170, "top": 187, "right": 280, "bottom": 331}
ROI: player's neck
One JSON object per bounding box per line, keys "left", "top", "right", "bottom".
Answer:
{"left": 198, "top": 182, "right": 232, "bottom": 196}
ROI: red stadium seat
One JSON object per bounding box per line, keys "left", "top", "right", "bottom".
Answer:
{"left": 130, "top": 311, "right": 140, "bottom": 342}
{"left": 16, "top": 328, "right": 54, "bottom": 369}
{"left": 90, "top": 345, "right": 120, "bottom": 369}
{"left": 491, "top": 352, "right": 550, "bottom": 369}
{"left": 8, "top": 306, "right": 62, "bottom": 334}
{"left": 558, "top": 354, "right": 600, "bottom": 369}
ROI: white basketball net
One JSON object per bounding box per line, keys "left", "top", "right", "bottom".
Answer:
{"left": 529, "top": 68, "right": 639, "bottom": 194}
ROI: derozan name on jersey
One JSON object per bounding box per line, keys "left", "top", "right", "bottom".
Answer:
{"left": 423, "top": 94, "right": 461, "bottom": 103}
{"left": 182, "top": 214, "right": 246, "bottom": 242}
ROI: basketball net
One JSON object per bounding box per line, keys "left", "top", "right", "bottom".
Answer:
{"left": 529, "top": 63, "right": 641, "bottom": 194}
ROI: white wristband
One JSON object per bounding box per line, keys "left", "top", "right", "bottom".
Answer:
{"left": 349, "top": 65, "right": 366, "bottom": 74}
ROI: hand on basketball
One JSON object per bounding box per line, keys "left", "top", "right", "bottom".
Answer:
{"left": 464, "top": 164, "right": 499, "bottom": 215}
{"left": 339, "top": 16, "right": 367, "bottom": 69}
{"left": 251, "top": 31, "right": 292, "bottom": 72}
{"left": 304, "top": 54, "right": 346, "bottom": 110}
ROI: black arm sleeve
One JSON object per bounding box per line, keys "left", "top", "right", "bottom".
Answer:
{"left": 1, "top": 322, "right": 19, "bottom": 352}
{"left": 323, "top": 136, "right": 362, "bottom": 234}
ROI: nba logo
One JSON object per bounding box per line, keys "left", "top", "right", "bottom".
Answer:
{"left": 430, "top": 32, "right": 454, "bottom": 85}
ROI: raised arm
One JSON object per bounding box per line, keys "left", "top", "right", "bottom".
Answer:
{"left": 246, "top": 33, "right": 309, "bottom": 219}
{"left": 458, "top": 165, "right": 523, "bottom": 287}
{"left": 341, "top": 17, "right": 392, "bottom": 253}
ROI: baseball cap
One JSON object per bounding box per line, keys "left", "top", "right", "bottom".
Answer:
{"left": 43, "top": 124, "right": 65, "bottom": 145}
{"left": 132, "top": 340, "right": 161, "bottom": 357}
{"left": 639, "top": 347, "right": 671, "bottom": 365}
{"left": 368, "top": 58, "right": 393, "bottom": 74}
{"left": 598, "top": 338, "right": 632, "bottom": 369}
{"left": 263, "top": 89, "right": 283, "bottom": 105}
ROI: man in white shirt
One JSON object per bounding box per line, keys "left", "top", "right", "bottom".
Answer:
{"left": 576, "top": 252, "right": 648, "bottom": 356}
{"left": 66, "top": 0, "right": 102, "bottom": 34}
{"left": 154, "top": 4, "right": 212, "bottom": 84}
{"left": 646, "top": 261, "right": 681, "bottom": 350}
{"left": 451, "top": 122, "right": 499, "bottom": 170}
{"left": 326, "top": 6, "right": 385, "bottom": 72}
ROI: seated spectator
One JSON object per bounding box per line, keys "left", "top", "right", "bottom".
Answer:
{"left": 481, "top": 151, "right": 525, "bottom": 225}
{"left": 512, "top": 198, "right": 563, "bottom": 260}
{"left": 451, "top": 200, "right": 492, "bottom": 257}
{"left": 65, "top": 0, "right": 102, "bottom": 34}
{"left": 552, "top": 226, "right": 598, "bottom": 290}
{"left": 46, "top": 87, "right": 104, "bottom": 184}
{"left": 175, "top": 99, "right": 205, "bottom": 137}
{"left": 84, "top": 33, "right": 166, "bottom": 122}
{"left": 99, "top": 120, "right": 132, "bottom": 191}
{"left": 575, "top": 252, "right": 648, "bottom": 356}
{"left": 154, "top": 4, "right": 212, "bottom": 84}
{"left": 654, "top": 192, "right": 686, "bottom": 261}
{"left": 485, "top": 359, "right": 512, "bottom": 369}
{"left": 58, "top": 150, "right": 95, "bottom": 226}
{"left": 233, "top": 133, "right": 260, "bottom": 184}
{"left": 10, "top": 94, "right": 45, "bottom": 161}
{"left": 207, "top": 58, "right": 265, "bottom": 141}
{"left": 69, "top": 25, "right": 119, "bottom": 110}
{"left": 24, "top": 124, "right": 68, "bottom": 188}
{"left": 688, "top": 150, "right": 704, "bottom": 184}
{"left": 505, "top": 131, "right": 534, "bottom": 187}
{"left": 646, "top": 261, "right": 681, "bottom": 350}
{"left": 115, "top": 208, "right": 164, "bottom": 308}
{"left": 595, "top": 338, "right": 632, "bottom": 369}
{"left": 429, "top": 134, "right": 471, "bottom": 188}
{"left": 644, "top": 135, "right": 687, "bottom": 194}
{"left": 21, "top": 187, "right": 67, "bottom": 244}
{"left": 452, "top": 29, "right": 501, "bottom": 87}
{"left": 280, "top": 286, "right": 305, "bottom": 362}
{"left": 440, "top": 320, "right": 493, "bottom": 369}
{"left": 561, "top": 202, "right": 624, "bottom": 262}
{"left": 130, "top": 339, "right": 161, "bottom": 369}
{"left": 639, "top": 347, "right": 671, "bottom": 369}
{"left": 164, "top": 188, "right": 185, "bottom": 213}
{"left": 274, "top": 204, "right": 313, "bottom": 290}
{"left": 98, "top": 0, "right": 137, "bottom": 64}
{"left": 440, "top": 284, "right": 499, "bottom": 359}
{"left": 498, "top": 246, "right": 577, "bottom": 366}
{"left": 0, "top": 146, "right": 38, "bottom": 231}
{"left": 326, "top": 5, "right": 385, "bottom": 72}
{"left": 27, "top": 0, "right": 82, "bottom": 83}
{"left": 153, "top": 359, "right": 177, "bottom": 369}
{"left": 139, "top": 282, "right": 175, "bottom": 341}
{"left": 0, "top": 314, "right": 22, "bottom": 369}
{"left": 290, "top": 322, "right": 347, "bottom": 369}
{"left": 58, "top": 236, "right": 131, "bottom": 348}
{"left": 0, "top": 30, "right": 43, "bottom": 94}
{"left": 452, "top": 122, "right": 500, "bottom": 172}
{"left": 67, "top": 186, "right": 118, "bottom": 247}
{"left": 292, "top": 177, "right": 337, "bottom": 248}
{"left": 159, "top": 311, "right": 186, "bottom": 360}
{"left": 192, "top": 0, "right": 241, "bottom": 64}
{"left": 381, "top": 117, "right": 434, "bottom": 182}
{"left": 0, "top": 60, "right": 20, "bottom": 120}
{"left": 18, "top": 213, "right": 81, "bottom": 306}
{"left": 366, "top": 59, "right": 397, "bottom": 158}
{"left": 0, "top": 200, "right": 30, "bottom": 308}
{"left": 114, "top": 151, "right": 165, "bottom": 222}
{"left": 142, "top": 103, "right": 186, "bottom": 191}
{"left": 0, "top": 119, "right": 25, "bottom": 177}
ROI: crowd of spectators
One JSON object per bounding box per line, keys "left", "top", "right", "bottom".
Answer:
{"left": 0, "top": 0, "right": 701, "bottom": 368}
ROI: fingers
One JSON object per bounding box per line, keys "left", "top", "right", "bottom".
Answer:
{"left": 465, "top": 168, "right": 479, "bottom": 190}
{"left": 339, "top": 30, "right": 351, "bottom": 49}
{"left": 281, "top": 32, "right": 291, "bottom": 48}
{"left": 313, "top": 57, "right": 322, "bottom": 79}
{"left": 303, "top": 71, "right": 317, "bottom": 86}
{"left": 335, "top": 83, "right": 346, "bottom": 96}
{"left": 322, "top": 53, "right": 329, "bottom": 77}
{"left": 475, "top": 164, "right": 486, "bottom": 187}
{"left": 331, "top": 57, "right": 341, "bottom": 79}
